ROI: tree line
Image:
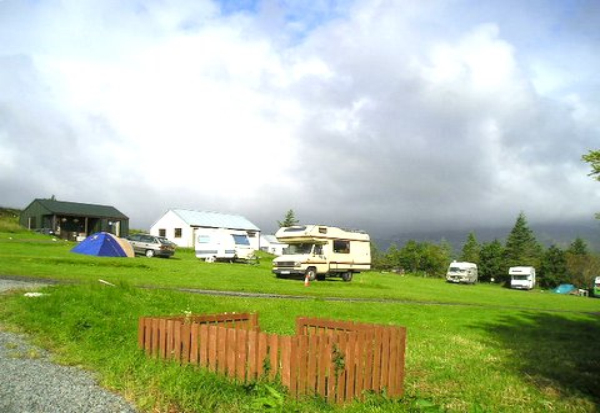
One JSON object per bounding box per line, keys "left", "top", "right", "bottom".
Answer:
{"left": 371, "top": 212, "right": 600, "bottom": 289}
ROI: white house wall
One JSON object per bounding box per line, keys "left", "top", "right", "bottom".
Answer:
{"left": 150, "top": 211, "right": 195, "bottom": 248}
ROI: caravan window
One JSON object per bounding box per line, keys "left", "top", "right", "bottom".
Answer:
{"left": 232, "top": 234, "right": 250, "bottom": 246}
{"left": 333, "top": 240, "right": 350, "bottom": 254}
{"left": 197, "top": 235, "right": 210, "bottom": 244}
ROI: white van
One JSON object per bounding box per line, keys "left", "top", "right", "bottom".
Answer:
{"left": 194, "top": 228, "right": 255, "bottom": 262}
{"left": 446, "top": 261, "right": 478, "bottom": 284}
{"left": 509, "top": 266, "right": 536, "bottom": 290}
{"left": 272, "top": 225, "right": 371, "bottom": 282}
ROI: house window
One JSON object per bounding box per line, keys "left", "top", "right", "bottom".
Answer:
{"left": 333, "top": 240, "right": 350, "bottom": 254}
{"left": 159, "top": 229, "right": 166, "bottom": 237}
{"left": 174, "top": 228, "right": 182, "bottom": 238}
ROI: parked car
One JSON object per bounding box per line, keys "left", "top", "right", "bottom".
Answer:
{"left": 126, "top": 233, "right": 176, "bottom": 258}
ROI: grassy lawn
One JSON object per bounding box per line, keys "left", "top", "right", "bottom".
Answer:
{"left": 1, "top": 231, "right": 599, "bottom": 412}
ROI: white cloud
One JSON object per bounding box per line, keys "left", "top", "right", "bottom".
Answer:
{"left": 1, "top": 0, "right": 599, "bottom": 239}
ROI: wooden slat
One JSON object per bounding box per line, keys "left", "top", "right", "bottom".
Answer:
{"left": 236, "top": 329, "right": 247, "bottom": 381}
{"left": 165, "top": 320, "right": 174, "bottom": 360}
{"left": 317, "top": 333, "right": 329, "bottom": 398}
{"left": 335, "top": 333, "right": 347, "bottom": 404}
{"left": 190, "top": 323, "right": 199, "bottom": 364}
{"left": 371, "top": 327, "right": 382, "bottom": 391}
{"left": 181, "top": 323, "right": 191, "bottom": 364}
{"left": 226, "top": 328, "right": 236, "bottom": 378}
{"left": 310, "top": 335, "right": 319, "bottom": 389}
{"left": 218, "top": 326, "right": 228, "bottom": 375}
{"left": 379, "top": 328, "right": 390, "bottom": 390}
{"left": 159, "top": 319, "right": 167, "bottom": 359}
{"left": 268, "top": 334, "right": 279, "bottom": 381}
{"left": 199, "top": 324, "right": 208, "bottom": 367}
{"left": 280, "top": 335, "right": 291, "bottom": 387}
{"left": 208, "top": 325, "right": 218, "bottom": 372}
{"left": 247, "top": 330, "right": 257, "bottom": 380}
{"left": 355, "top": 330, "right": 366, "bottom": 399}
{"left": 173, "top": 320, "right": 182, "bottom": 362}
{"left": 297, "top": 334, "right": 308, "bottom": 395}
{"left": 256, "top": 332, "right": 268, "bottom": 378}
{"left": 345, "top": 333, "right": 356, "bottom": 402}
{"left": 289, "top": 336, "right": 299, "bottom": 397}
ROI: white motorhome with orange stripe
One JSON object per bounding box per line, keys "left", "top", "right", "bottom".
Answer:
{"left": 272, "top": 225, "right": 371, "bottom": 282}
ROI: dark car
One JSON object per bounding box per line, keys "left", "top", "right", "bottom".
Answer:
{"left": 126, "top": 233, "right": 176, "bottom": 258}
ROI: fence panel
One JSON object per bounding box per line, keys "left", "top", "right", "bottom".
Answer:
{"left": 138, "top": 313, "right": 406, "bottom": 404}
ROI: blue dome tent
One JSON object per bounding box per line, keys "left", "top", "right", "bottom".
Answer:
{"left": 71, "top": 232, "right": 134, "bottom": 258}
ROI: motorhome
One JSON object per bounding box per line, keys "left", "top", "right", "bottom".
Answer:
{"left": 446, "top": 261, "right": 478, "bottom": 284}
{"left": 272, "top": 225, "right": 371, "bottom": 282}
{"left": 593, "top": 276, "right": 600, "bottom": 298}
{"left": 194, "top": 228, "right": 255, "bottom": 262}
{"left": 509, "top": 266, "right": 536, "bottom": 290}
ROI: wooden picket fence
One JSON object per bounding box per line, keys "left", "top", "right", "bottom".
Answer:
{"left": 138, "top": 312, "right": 406, "bottom": 404}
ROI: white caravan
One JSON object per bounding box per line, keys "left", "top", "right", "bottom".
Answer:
{"left": 272, "top": 225, "right": 371, "bottom": 282}
{"left": 446, "top": 261, "right": 478, "bottom": 284}
{"left": 194, "top": 228, "right": 255, "bottom": 262}
{"left": 509, "top": 266, "right": 536, "bottom": 290}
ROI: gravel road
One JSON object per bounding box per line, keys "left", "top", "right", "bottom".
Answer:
{"left": 0, "top": 279, "right": 138, "bottom": 413}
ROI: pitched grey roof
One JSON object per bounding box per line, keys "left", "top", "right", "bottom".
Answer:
{"left": 171, "top": 209, "right": 260, "bottom": 231}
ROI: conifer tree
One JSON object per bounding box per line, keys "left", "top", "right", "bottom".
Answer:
{"left": 460, "top": 232, "right": 480, "bottom": 264}
{"left": 503, "top": 212, "right": 542, "bottom": 269}
{"left": 277, "top": 209, "right": 299, "bottom": 227}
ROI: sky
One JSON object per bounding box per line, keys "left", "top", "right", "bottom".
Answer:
{"left": 1, "top": 0, "right": 599, "bottom": 242}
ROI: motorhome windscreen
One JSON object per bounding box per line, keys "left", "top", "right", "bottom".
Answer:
{"left": 232, "top": 234, "right": 250, "bottom": 245}
{"left": 512, "top": 275, "right": 529, "bottom": 280}
{"left": 449, "top": 267, "right": 466, "bottom": 272}
{"left": 283, "top": 243, "right": 313, "bottom": 255}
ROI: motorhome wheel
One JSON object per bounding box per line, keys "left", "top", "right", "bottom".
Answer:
{"left": 305, "top": 268, "right": 317, "bottom": 281}
{"left": 341, "top": 272, "right": 353, "bottom": 282}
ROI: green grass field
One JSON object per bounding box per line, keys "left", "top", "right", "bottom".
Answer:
{"left": 1, "top": 231, "right": 599, "bottom": 412}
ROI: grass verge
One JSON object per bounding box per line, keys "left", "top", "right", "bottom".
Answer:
{"left": 1, "top": 282, "right": 599, "bottom": 412}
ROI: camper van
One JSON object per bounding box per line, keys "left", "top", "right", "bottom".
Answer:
{"left": 194, "top": 228, "right": 255, "bottom": 262}
{"left": 446, "top": 261, "right": 478, "bottom": 284}
{"left": 272, "top": 225, "right": 371, "bottom": 282}
{"left": 593, "top": 276, "right": 600, "bottom": 298}
{"left": 509, "top": 266, "right": 536, "bottom": 290}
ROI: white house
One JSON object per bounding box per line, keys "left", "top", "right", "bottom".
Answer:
{"left": 260, "top": 234, "right": 288, "bottom": 256}
{"left": 150, "top": 209, "right": 261, "bottom": 249}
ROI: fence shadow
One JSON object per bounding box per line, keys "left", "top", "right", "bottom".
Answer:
{"left": 473, "top": 312, "right": 600, "bottom": 405}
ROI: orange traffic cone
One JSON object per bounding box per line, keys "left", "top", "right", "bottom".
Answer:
{"left": 304, "top": 274, "right": 310, "bottom": 287}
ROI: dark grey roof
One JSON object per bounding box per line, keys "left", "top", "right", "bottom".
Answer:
{"left": 32, "top": 199, "right": 128, "bottom": 219}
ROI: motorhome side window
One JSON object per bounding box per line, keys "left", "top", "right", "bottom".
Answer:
{"left": 333, "top": 240, "right": 350, "bottom": 254}
{"left": 197, "top": 235, "right": 210, "bottom": 243}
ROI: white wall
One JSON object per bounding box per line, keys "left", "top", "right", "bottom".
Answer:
{"left": 150, "top": 210, "right": 195, "bottom": 248}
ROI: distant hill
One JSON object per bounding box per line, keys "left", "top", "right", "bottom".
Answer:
{"left": 374, "top": 221, "right": 600, "bottom": 255}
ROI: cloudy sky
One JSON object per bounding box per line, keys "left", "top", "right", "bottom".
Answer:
{"left": 1, "top": 0, "right": 599, "bottom": 240}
